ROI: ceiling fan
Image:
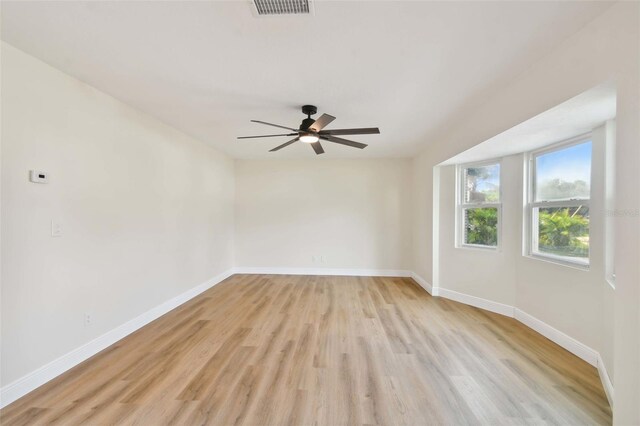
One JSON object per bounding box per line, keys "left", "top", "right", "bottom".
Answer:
{"left": 237, "top": 105, "right": 380, "bottom": 155}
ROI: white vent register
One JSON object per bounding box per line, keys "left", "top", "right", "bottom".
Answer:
{"left": 251, "top": 0, "right": 312, "bottom": 16}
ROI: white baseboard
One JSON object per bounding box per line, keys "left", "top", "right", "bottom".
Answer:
{"left": 233, "top": 267, "right": 411, "bottom": 277}
{"left": 597, "top": 353, "right": 615, "bottom": 408}
{"left": 409, "top": 272, "right": 433, "bottom": 295}
{"left": 438, "top": 288, "right": 515, "bottom": 317}
{"left": 513, "top": 308, "right": 598, "bottom": 367}
{"left": 0, "top": 269, "right": 235, "bottom": 409}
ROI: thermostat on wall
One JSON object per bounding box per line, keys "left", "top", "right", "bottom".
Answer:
{"left": 29, "top": 170, "right": 48, "bottom": 184}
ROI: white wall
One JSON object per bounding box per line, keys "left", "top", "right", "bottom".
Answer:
{"left": 235, "top": 159, "right": 412, "bottom": 272}
{"left": 1, "top": 43, "right": 235, "bottom": 387}
{"left": 601, "top": 119, "right": 617, "bottom": 381}
{"left": 412, "top": 3, "right": 639, "bottom": 422}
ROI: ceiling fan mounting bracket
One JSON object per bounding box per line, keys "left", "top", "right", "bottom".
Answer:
{"left": 301, "top": 105, "right": 317, "bottom": 117}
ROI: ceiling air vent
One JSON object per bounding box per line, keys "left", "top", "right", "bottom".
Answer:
{"left": 252, "top": 0, "right": 312, "bottom": 16}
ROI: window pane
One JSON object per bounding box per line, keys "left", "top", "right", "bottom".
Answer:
{"left": 535, "top": 141, "right": 591, "bottom": 201}
{"left": 535, "top": 206, "right": 589, "bottom": 260}
{"left": 464, "top": 164, "right": 500, "bottom": 203}
{"left": 464, "top": 208, "right": 498, "bottom": 246}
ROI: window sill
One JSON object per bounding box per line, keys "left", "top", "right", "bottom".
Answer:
{"left": 525, "top": 253, "right": 590, "bottom": 271}
{"left": 457, "top": 243, "right": 499, "bottom": 252}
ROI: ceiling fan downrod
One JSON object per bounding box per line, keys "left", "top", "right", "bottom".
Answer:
{"left": 300, "top": 105, "right": 317, "bottom": 131}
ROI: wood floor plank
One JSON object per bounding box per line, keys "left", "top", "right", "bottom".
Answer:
{"left": 0, "top": 274, "right": 611, "bottom": 425}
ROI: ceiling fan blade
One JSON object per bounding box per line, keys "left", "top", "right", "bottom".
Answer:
{"left": 321, "top": 135, "right": 367, "bottom": 149}
{"left": 251, "top": 120, "right": 298, "bottom": 132}
{"left": 319, "top": 127, "right": 380, "bottom": 136}
{"left": 238, "top": 133, "right": 297, "bottom": 139}
{"left": 308, "top": 114, "right": 336, "bottom": 132}
{"left": 269, "top": 137, "right": 299, "bottom": 152}
{"left": 310, "top": 141, "right": 325, "bottom": 155}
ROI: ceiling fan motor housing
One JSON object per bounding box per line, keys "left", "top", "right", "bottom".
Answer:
{"left": 300, "top": 117, "right": 316, "bottom": 131}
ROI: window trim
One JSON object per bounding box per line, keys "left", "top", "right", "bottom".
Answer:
{"left": 456, "top": 159, "right": 502, "bottom": 250}
{"left": 526, "top": 134, "right": 592, "bottom": 269}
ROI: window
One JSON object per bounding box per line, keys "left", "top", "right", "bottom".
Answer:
{"left": 528, "top": 137, "right": 592, "bottom": 267}
{"left": 457, "top": 162, "right": 501, "bottom": 248}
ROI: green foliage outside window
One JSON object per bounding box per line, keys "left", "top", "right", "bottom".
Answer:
{"left": 464, "top": 205, "right": 589, "bottom": 256}
{"left": 537, "top": 207, "right": 589, "bottom": 258}
{"left": 464, "top": 208, "right": 498, "bottom": 246}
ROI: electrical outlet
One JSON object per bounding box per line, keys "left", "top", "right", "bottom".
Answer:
{"left": 320, "top": 255, "right": 326, "bottom": 264}
{"left": 84, "top": 313, "right": 92, "bottom": 327}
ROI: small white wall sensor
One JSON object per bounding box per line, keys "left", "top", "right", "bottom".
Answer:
{"left": 29, "top": 170, "right": 48, "bottom": 184}
{"left": 51, "top": 220, "right": 63, "bottom": 237}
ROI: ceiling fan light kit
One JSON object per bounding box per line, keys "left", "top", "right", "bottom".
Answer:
{"left": 237, "top": 105, "right": 380, "bottom": 155}
{"left": 299, "top": 133, "right": 319, "bottom": 143}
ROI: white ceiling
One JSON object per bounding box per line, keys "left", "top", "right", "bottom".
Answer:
{"left": 1, "top": 1, "right": 613, "bottom": 159}
{"left": 441, "top": 83, "right": 617, "bottom": 165}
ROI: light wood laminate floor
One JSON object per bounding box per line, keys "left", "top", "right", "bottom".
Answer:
{"left": 1, "top": 275, "right": 611, "bottom": 425}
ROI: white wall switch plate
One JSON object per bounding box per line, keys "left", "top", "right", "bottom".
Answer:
{"left": 51, "top": 220, "right": 62, "bottom": 237}
{"left": 29, "top": 170, "right": 48, "bottom": 184}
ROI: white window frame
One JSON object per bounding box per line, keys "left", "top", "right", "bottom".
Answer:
{"left": 456, "top": 159, "right": 502, "bottom": 250}
{"left": 526, "top": 134, "right": 592, "bottom": 269}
